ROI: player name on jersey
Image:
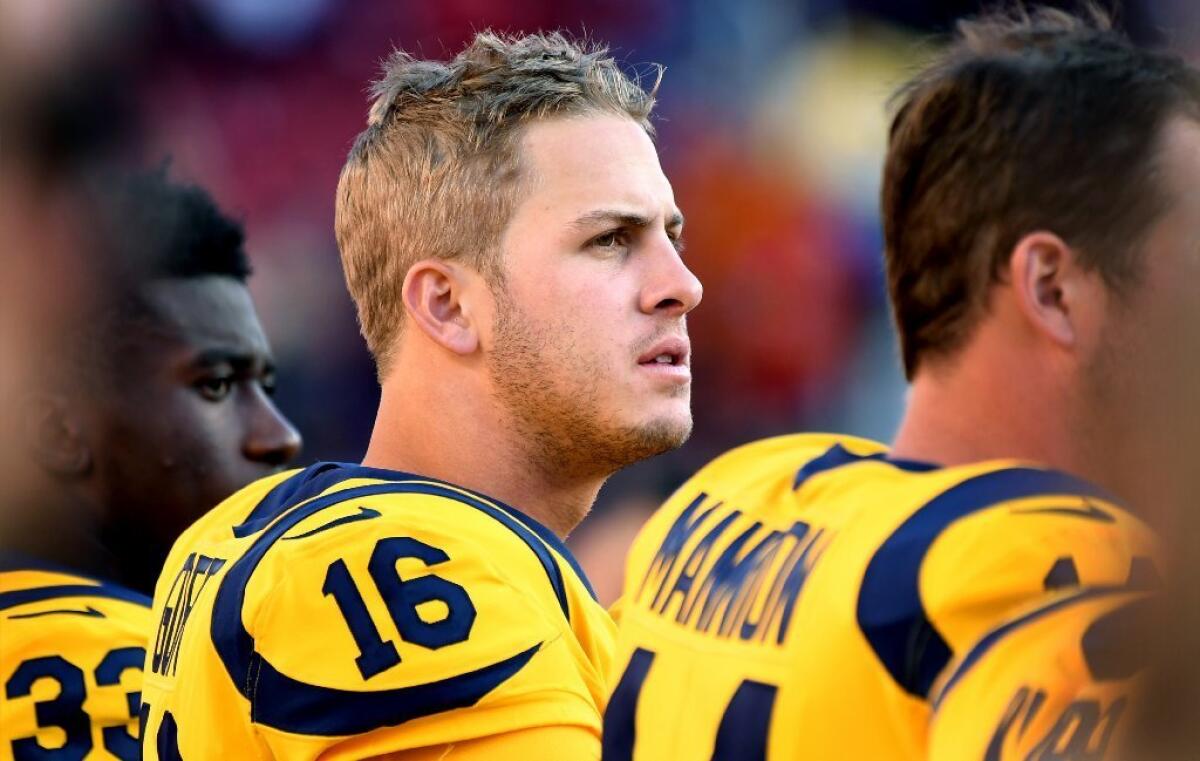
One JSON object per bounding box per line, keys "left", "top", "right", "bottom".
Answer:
{"left": 636, "top": 492, "right": 831, "bottom": 646}
{"left": 140, "top": 463, "right": 616, "bottom": 760}
{"left": 605, "top": 434, "right": 1160, "bottom": 761}
{"left": 151, "top": 553, "right": 226, "bottom": 678}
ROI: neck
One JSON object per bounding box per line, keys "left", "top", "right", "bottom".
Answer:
{"left": 894, "top": 358, "right": 1166, "bottom": 514}
{"left": 363, "top": 364, "right": 603, "bottom": 539}
{"left": 0, "top": 489, "right": 127, "bottom": 586}
{"left": 891, "top": 343, "right": 1097, "bottom": 482}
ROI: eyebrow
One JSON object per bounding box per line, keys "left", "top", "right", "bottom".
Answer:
{"left": 193, "top": 348, "right": 274, "bottom": 371}
{"left": 569, "top": 209, "right": 685, "bottom": 233}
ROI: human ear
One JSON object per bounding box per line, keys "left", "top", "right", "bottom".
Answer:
{"left": 22, "top": 393, "right": 91, "bottom": 477}
{"left": 401, "top": 259, "right": 480, "bottom": 355}
{"left": 1008, "top": 232, "right": 1079, "bottom": 349}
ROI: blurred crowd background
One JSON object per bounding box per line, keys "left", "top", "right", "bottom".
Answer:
{"left": 4, "top": 0, "right": 1200, "bottom": 604}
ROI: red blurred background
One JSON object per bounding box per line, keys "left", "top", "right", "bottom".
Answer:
{"left": 2, "top": 0, "right": 1194, "bottom": 601}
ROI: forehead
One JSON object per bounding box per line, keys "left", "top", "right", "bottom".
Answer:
{"left": 1145, "top": 117, "right": 1200, "bottom": 261}
{"left": 1159, "top": 116, "right": 1200, "bottom": 201}
{"left": 515, "top": 113, "right": 676, "bottom": 217}
{"left": 135, "top": 276, "right": 269, "bottom": 355}
{"left": 1120, "top": 115, "right": 1200, "bottom": 319}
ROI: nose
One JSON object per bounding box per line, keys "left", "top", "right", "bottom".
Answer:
{"left": 639, "top": 236, "right": 703, "bottom": 317}
{"left": 243, "top": 390, "right": 302, "bottom": 468}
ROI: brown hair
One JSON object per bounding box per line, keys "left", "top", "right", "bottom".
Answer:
{"left": 336, "top": 31, "right": 661, "bottom": 376}
{"left": 882, "top": 5, "right": 1200, "bottom": 379}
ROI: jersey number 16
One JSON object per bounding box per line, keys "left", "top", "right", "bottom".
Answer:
{"left": 323, "top": 536, "right": 477, "bottom": 679}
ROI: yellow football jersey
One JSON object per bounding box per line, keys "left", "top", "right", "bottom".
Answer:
{"left": 140, "top": 462, "right": 615, "bottom": 760}
{"left": 604, "top": 434, "right": 1158, "bottom": 761}
{"left": 0, "top": 561, "right": 152, "bottom": 761}
{"left": 929, "top": 589, "right": 1149, "bottom": 760}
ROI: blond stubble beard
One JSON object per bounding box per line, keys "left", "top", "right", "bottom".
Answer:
{"left": 486, "top": 286, "right": 692, "bottom": 484}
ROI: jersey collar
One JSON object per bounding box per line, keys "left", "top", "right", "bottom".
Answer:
{"left": 233, "top": 461, "right": 598, "bottom": 600}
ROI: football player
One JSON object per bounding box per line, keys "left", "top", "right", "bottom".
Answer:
{"left": 139, "top": 31, "right": 701, "bottom": 760}
{"left": 604, "top": 8, "right": 1185, "bottom": 760}
{"left": 0, "top": 168, "right": 302, "bottom": 761}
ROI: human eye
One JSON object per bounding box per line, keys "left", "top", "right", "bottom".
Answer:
{"left": 590, "top": 228, "right": 632, "bottom": 252}
{"left": 260, "top": 368, "right": 278, "bottom": 396}
{"left": 194, "top": 375, "right": 234, "bottom": 402}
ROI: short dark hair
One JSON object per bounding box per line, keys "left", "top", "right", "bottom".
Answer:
{"left": 47, "top": 168, "right": 253, "bottom": 389}
{"left": 882, "top": 5, "right": 1200, "bottom": 379}
{"left": 89, "top": 167, "right": 251, "bottom": 283}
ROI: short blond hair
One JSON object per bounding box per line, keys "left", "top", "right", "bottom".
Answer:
{"left": 335, "top": 30, "right": 661, "bottom": 376}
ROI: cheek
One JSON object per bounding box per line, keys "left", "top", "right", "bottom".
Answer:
{"left": 94, "top": 403, "right": 202, "bottom": 503}
{"left": 1139, "top": 274, "right": 1195, "bottom": 367}
{"left": 1165, "top": 294, "right": 1200, "bottom": 396}
{"left": 566, "top": 295, "right": 634, "bottom": 372}
{"left": 519, "top": 271, "right": 632, "bottom": 340}
{"left": 1106, "top": 294, "right": 1192, "bottom": 420}
{"left": 135, "top": 392, "right": 237, "bottom": 470}
{"left": 500, "top": 259, "right": 647, "bottom": 387}
{"left": 1142, "top": 243, "right": 1200, "bottom": 356}
{"left": 515, "top": 251, "right": 634, "bottom": 310}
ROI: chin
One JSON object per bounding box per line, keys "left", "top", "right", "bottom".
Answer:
{"left": 633, "top": 411, "right": 694, "bottom": 455}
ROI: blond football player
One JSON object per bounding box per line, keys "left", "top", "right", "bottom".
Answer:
{"left": 140, "top": 32, "right": 701, "bottom": 761}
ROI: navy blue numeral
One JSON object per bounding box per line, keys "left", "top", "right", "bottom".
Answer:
{"left": 6, "top": 648, "right": 149, "bottom": 761}
{"left": 5, "top": 656, "right": 91, "bottom": 761}
{"left": 94, "top": 646, "right": 147, "bottom": 761}
{"left": 601, "top": 647, "right": 778, "bottom": 761}
{"left": 156, "top": 709, "right": 184, "bottom": 761}
{"left": 712, "top": 679, "right": 777, "bottom": 761}
{"left": 325, "top": 536, "right": 477, "bottom": 680}
{"left": 323, "top": 559, "right": 402, "bottom": 679}
{"left": 139, "top": 701, "right": 184, "bottom": 761}
{"left": 601, "top": 648, "right": 656, "bottom": 761}
{"left": 368, "top": 537, "right": 477, "bottom": 650}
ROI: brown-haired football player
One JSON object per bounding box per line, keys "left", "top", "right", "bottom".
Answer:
{"left": 606, "top": 6, "right": 1185, "bottom": 760}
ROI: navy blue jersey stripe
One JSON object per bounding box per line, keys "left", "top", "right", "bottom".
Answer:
{"left": 793, "top": 444, "right": 939, "bottom": 490}
{"left": 931, "top": 587, "right": 1129, "bottom": 709}
{"left": 9, "top": 606, "right": 105, "bottom": 620}
{"left": 251, "top": 642, "right": 539, "bottom": 736}
{"left": 231, "top": 462, "right": 349, "bottom": 538}
{"left": 856, "top": 467, "right": 1115, "bottom": 699}
{"left": 485, "top": 497, "right": 598, "bottom": 601}
{"left": 210, "top": 481, "right": 554, "bottom": 736}
{"left": 232, "top": 461, "right": 598, "bottom": 601}
{"left": 0, "top": 582, "right": 151, "bottom": 612}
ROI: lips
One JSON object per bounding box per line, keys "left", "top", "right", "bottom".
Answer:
{"left": 637, "top": 336, "right": 690, "bottom": 368}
